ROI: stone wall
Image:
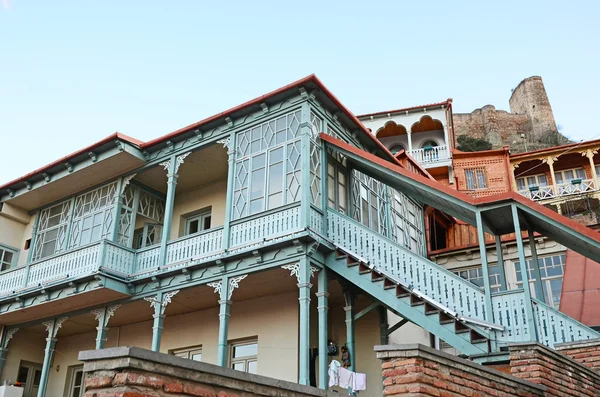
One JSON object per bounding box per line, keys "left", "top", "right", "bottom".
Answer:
{"left": 375, "top": 344, "right": 545, "bottom": 397}
{"left": 509, "top": 342, "right": 600, "bottom": 397}
{"left": 453, "top": 76, "right": 568, "bottom": 153}
{"left": 79, "top": 346, "right": 330, "bottom": 397}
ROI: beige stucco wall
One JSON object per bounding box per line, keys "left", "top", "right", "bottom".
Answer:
{"left": 2, "top": 290, "right": 299, "bottom": 397}
{"left": 0, "top": 203, "right": 33, "bottom": 267}
{"left": 171, "top": 180, "right": 227, "bottom": 239}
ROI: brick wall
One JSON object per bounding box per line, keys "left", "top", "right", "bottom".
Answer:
{"left": 375, "top": 344, "right": 545, "bottom": 397}
{"left": 509, "top": 342, "right": 600, "bottom": 397}
{"left": 79, "top": 347, "right": 329, "bottom": 397}
{"left": 555, "top": 339, "right": 600, "bottom": 373}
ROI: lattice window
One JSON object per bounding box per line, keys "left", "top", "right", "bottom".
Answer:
{"left": 69, "top": 182, "right": 117, "bottom": 249}
{"left": 351, "top": 171, "right": 388, "bottom": 236}
{"left": 309, "top": 112, "right": 322, "bottom": 207}
{"left": 454, "top": 265, "right": 502, "bottom": 293}
{"left": 327, "top": 157, "right": 348, "bottom": 214}
{"left": 464, "top": 168, "right": 487, "bottom": 190}
{"left": 390, "top": 189, "right": 425, "bottom": 255}
{"left": 233, "top": 110, "right": 302, "bottom": 220}
{"left": 33, "top": 201, "right": 71, "bottom": 260}
{"left": 515, "top": 253, "right": 566, "bottom": 309}
{"left": 137, "top": 191, "right": 165, "bottom": 223}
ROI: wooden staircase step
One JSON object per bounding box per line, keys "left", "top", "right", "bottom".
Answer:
{"left": 439, "top": 312, "right": 454, "bottom": 324}
{"left": 358, "top": 263, "right": 371, "bottom": 274}
{"left": 410, "top": 295, "right": 425, "bottom": 307}
{"left": 470, "top": 330, "right": 488, "bottom": 344}
{"left": 396, "top": 285, "right": 411, "bottom": 298}
{"left": 383, "top": 278, "right": 396, "bottom": 290}
{"left": 455, "top": 321, "right": 470, "bottom": 334}
{"left": 424, "top": 303, "right": 440, "bottom": 315}
{"left": 371, "top": 272, "right": 385, "bottom": 282}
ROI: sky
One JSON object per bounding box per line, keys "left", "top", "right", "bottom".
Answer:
{"left": 1, "top": 1, "right": 599, "bottom": 183}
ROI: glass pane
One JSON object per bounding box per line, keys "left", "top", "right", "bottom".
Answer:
{"left": 576, "top": 168, "right": 586, "bottom": 179}
{"left": 232, "top": 362, "right": 245, "bottom": 371}
{"left": 250, "top": 168, "right": 265, "bottom": 200}
{"left": 74, "top": 369, "right": 83, "bottom": 386}
{"left": 549, "top": 279, "right": 563, "bottom": 308}
{"left": 203, "top": 216, "right": 211, "bottom": 231}
{"left": 191, "top": 352, "right": 202, "bottom": 362}
{"left": 247, "top": 360, "right": 257, "bottom": 374}
{"left": 3, "top": 251, "right": 13, "bottom": 264}
{"left": 33, "top": 369, "right": 42, "bottom": 386}
{"left": 517, "top": 178, "right": 526, "bottom": 190}
{"left": 268, "top": 162, "right": 284, "bottom": 195}
{"left": 538, "top": 174, "right": 548, "bottom": 186}
{"left": 17, "top": 366, "right": 28, "bottom": 383}
{"left": 173, "top": 351, "right": 188, "bottom": 358}
{"left": 233, "top": 343, "right": 258, "bottom": 358}
{"left": 188, "top": 220, "right": 199, "bottom": 235}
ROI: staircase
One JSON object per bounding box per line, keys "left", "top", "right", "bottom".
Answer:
{"left": 324, "top": 209, "right": 600, "bottom": 356}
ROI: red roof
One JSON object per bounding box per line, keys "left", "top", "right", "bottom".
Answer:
{"left": 0, "top": 132, "right": 142, "bottom": 193}
{"left": 357, "top": 99, "right": 453, "bottom": 119}
{"left": 319, "top": 132, "right": 600, "bottom": 246}
{"left": 1, "top": 75, "right": 402, "bottom": 195}
{"left": 510, "top": 138, "right": 600, "bottom": 160}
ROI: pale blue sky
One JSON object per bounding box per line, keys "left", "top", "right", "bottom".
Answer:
{"left": 1, "top": 1, "right": 599, "bottom": 183}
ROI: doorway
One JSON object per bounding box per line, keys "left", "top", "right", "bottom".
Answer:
{"left": 16, "top": 361, "right": 42, "bottom": 397}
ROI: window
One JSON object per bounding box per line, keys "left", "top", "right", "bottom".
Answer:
{"left": 351, "top": 171, "right": 388, "bottom": 236}
{"left": 0, "top": 246, "right": 17, "bottom": 272}
{"left": 33, "top": 201, "right": 71, "bottom": 260}
{"left": 555, "top": 168, "right": 586, "bottom": 184}
{"left": 67, "top": 366, "right": 84, "bottom": 397}
{"left": 327, "top": 158, "right": 348, "bottom": 214}
{"left": 421, "top": 140, "right": 439, "bottom": 149}
{"left": 132, "top": 223, "right": 162, "bottom": 249}
{"left": 170, "top": 345, "right": 202, "bottom": 362}
{"left": 515, "top": 253, "right": 566, "bottom": 308}
{"left": 233, "top": 111, "right": 302, "bottom": 220}
{"left": 454, "top": 264, "right": 502, "bottom": 293}
{"left": 390, "top": 190, "right": 425, "bottom": 255}
{"left": 516, "top": 174, "right": 548, "bottom": 191}
{"left": 464, "top": 168, "right": 487, "bottom": 190}
{"left": 389, "top": 144, "right": 404, "bottom": 154}
{"left": 230, "top": 340, "right": 257, "bottom": 374}
{"left": 185, "top": 212, "right": 212, "bottom": 235}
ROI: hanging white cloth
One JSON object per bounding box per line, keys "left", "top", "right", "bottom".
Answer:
{"left": 352, "top": 372, "right": 367, "bottom": 391}
{"left": 338, "top": 367, "right": 354, "bottom": 389}
{"left": 328, "top": 360, "right": 341, "bottom": 388}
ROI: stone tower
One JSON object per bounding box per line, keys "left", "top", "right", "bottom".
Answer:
{"left": 509, "top": 76, "right": 560, "bottom": 143}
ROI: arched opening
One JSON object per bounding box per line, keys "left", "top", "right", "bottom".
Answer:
{"left": 375, "top": 121, "right": 407, "bottom": 138}
{"left": 410, "top": 116, "right": 444, "bottom": 134}
{"left": 389, "top": 144, "right": 405, "bottom": 154}
{"left": 421, "top": 140, "right": 439, "bottom": 149}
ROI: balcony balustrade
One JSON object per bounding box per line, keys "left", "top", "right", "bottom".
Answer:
{"left": 518, "top": 178, "right": 598, "bottom": 201}
{"left": 408, "top": 145, "right": 450, "bottom": 166}
{"left": 0, "top": 204, "right": 304, "bottom": 298}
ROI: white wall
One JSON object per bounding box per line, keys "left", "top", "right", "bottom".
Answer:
{"left": 171, "top": 180, "right": 227, "bottom": 239}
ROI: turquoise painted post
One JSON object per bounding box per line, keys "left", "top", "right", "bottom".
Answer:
{"left": 475, "top": 211, "right": 495, "bottom": 349}
{"left": 298, "top": 256, "right": 311, "bottom": 385}
{"left": 38, "top": 317, "right": 67, "bottom": 397}
{"left": 527, "top": 228, "right": 546, "bottom": 304}
{"left": 320, "top": 138, "right": 328, "bottom": 235}
{"left": 316, "top": 267, "right": 329, "bottom": 389}
{"left": 217, "top": 275, "right": 231, "bottom": 367}
{"left": 343, "top": 290, "right": 356, "bottom": 371}
{"left": 379, "top": 306, "right": 388, "bottom": 345}
{"left": 110, "top": 177, "right": 124, "bottom": 242}
{"left": 151, "top": 292, "right": 165, "bottom": 352}
{"left": 221, "top": 135, "right": 236, "bottom": 251}
{"left": 62, "top": 196, "right": 76, "bottom": 251}
{"left": 26, "top": 210, "right": 40, "bottom": 264}
{"left": 301, "top": 103, "right": 312, "bottom": 230}
{"left": 158, "top": 155, "right": 177, "bottom": 267}
{"left": 384, "top": 187, "right": 393, "bottom": 239}
{"left": 494, "top": 235, "right": 508, "bottom": 291}
{"left": 126, "top": 186, "right": 141, "bottom": 249}
{"left": 511, "top": 205, "right": 538, "bottom": 341}
{"left": 94, "top": 307, "right": 108, "bottom": 349}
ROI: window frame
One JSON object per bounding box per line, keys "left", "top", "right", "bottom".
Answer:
{"left": 516, "top": 173, "right": 548, "bottom": 191}
{"left": 326, "top": 155, "right": 349, "bottom": 215}
{"left": 0, "top": 244, "right": 19, "bottom": 272}
{"left": 554, "top": 167, "right": 586, "bottom": 184}
{"left": 184, "top": 211, "right": 212, "bottom": 236}
{"left": 514, "top": 253, "right": 566, "bottom": 308}
{"left": 67, "top": 365, "right": 84, "bottom": 397}
{"left": 453, "top": 264, "right": 502, "bottom": 293}
{"left": 170, "top": 345, "right": 203, "bottom": 362}
{"left": 229, "top": 338, "right": 258, "bottom": 374}
{"left": 464, "top": 168, "right": 487, "bottom": 190}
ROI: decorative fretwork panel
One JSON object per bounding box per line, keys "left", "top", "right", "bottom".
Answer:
{"left": 117, "top": 208, "right": 133, "bottom": 246}
{"left": 233, "top": 110, "right": 302, "bottom": 220}
{"left": 33, "top": 201, "right": 72, "bottom": 261}
{"left": 309, "top": 112, "right": 322, "bottom": 207}
{"left": 138, "top": 191, "right": 165, "bottom": 223}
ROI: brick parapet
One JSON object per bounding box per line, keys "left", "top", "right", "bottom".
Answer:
{"left": 509, "top": 342, "right": 600, "bottom": 397}
{"left": 555, "top": 338, "right": 600, "bottom": 373}
{"left": 375, "top": 344, "right": 545, "bottom": 397}
{"left": 79, "top": 346, "right": 330, "bottom": 397}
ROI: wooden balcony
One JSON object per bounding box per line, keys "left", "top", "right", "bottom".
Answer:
{"left": 407, "top": 145, "right": 451, "bottom": 168}
{"left": 517, "top": 178, "right": 598, "bottom": 202}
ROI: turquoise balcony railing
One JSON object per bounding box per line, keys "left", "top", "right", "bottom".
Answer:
{"left": 0, "top": 204, "right": 304, "bottom": 298}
